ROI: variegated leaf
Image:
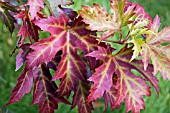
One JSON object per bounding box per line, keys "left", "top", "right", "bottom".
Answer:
{"left": 79, "top": 4, "right": 119, "bottom": 41}
{"left": 142, "top": 15, "right": 170, "bottom": 80}
{"left": 87, "top": 47, "right": 157, "bottom": 113}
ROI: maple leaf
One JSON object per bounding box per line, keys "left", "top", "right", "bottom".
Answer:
{"left": 142, "top": 15, "right": 170, "bottom": 80}
{"left": 71, "top": 80, "right": 93, "bottom": 113}
{"left": 110, "top": 0, "right": 126, "bottom": 16}
{"left": 0, "top": 1, "right": 18, "bottom": 33}
{"left": 79, "top": 4, "right": 118, "bottom": 32}
{"left": 44, "top": 0, "right": 74, "bottom": 17}
{"left": 6, "top": 68, "right": 33, "bottom": 105}
{"left": 27, "top": 0, "right": 44, "bottom": 19}
{"left": 159, "top": 44, "right": 170, "bottom": 60}
{"left": 134, "top": 4, "right": 152, "bottom": 22}
{"left": 103, "top": 73, "right": 119, "bottom": 111}
{"left": 45, "top": 0, "right": 73, "bottom": 6}
{"left": 125, "top": 2, "right": 154, "bottom": 40}
{"left": 129, "top": 37, "right": 147, "bottom": 61}
{"left": 114, "top": 48, "right": 158, "bottom": 113}
{"left": 53, "top": 49, "right": 86, "bottom": 96}
{"left": 103, "top": 86, "right": 118, "bottom": 111}
{"left": 32, "top": 64, "right": 70, "bottom": 113}
{"left": 47, "top": 51, "right": 62, "bottom": 71}
{"left": 59, "top": 6, "right": 78, "bottom": 20}
{"left": 87, "top": 46, "right": 158, "bottom": 113}
{"left": 111, "top": 0, "right": 135, "bottom": 27}
{"left": 121, "top": 4, "right": 135, "bottom": 27}
{"left": 0, "top": 8, "right": 16, "bottom": 33}
{"left": 86, "top": 46, "right": 116, "bottom": 102}
{"left": 15, "top": 44, "right": 31, "bottom": 71}
{"left": 79, "top": 1, "right": 136, "bottom": 41}
{"left": 27, "top": 14, "right": 99, "bottom": 96}
{"left": 115, "top": 70, "right": 150, "bottom": 113}
{"left": 15, "top": 10, "right": 39, "bottom": 45}
{"left": 79, "top": 4, "right": 120, "bottom": 41}
{"left": 126, "top": 1, "right": 152, "bottom": 22}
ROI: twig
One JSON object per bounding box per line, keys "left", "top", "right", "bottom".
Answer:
{"left": 90, "top": 35, "right": 120, "bottom": 43}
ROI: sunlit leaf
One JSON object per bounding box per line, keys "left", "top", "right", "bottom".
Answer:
{"left": 27, "top": 0, "right": 44, "bottom": 19}
{"left": 44, "top": 0, "right": 74, "bottom": 17}
{"left": 142, "top": 15, "right": 170, "bottom": 80}
{"left": 79, "top": 4, "right": 119, "bottom": 41}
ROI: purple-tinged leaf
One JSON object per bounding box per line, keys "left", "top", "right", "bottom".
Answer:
{"left": 28, "top": 14, "right": 99, "bottom": 98}
{"left": 128, "top": 2, "right": 152, "bottom": 22}
{"left": 116, "top": 48, "right": 159, "bottom": 94}
{"left": 26, "top": 14, "right": 68, "bottom": 68}
{"left": 27, "top": 0, "right": 44, "bottom": 19}
{"left": 0, "top": 8, "right": 16, "bottom": 33}
{"left": 103, "top": 74, "right": 118, "bottom": 111}
{"left": 121, "top": 4, "right": 135, "bottom": 26}
{"left": 54, "top": 49, "right": 86, "bottom": 96}
{"left": 15, "top": 44, "right": 31, "bottom": 71}
{"left": 6, "top": 68, "right": 33, "bottom": 105}
{"left": 149, "top": 15, "right": 160, "bottom": 33}
{"left": 16, "top": 10, "right": 39, "bottom": 45}
{"left": 86, "top": 47, "right": 116, "bottom": 102}
{"left": 47, "top": 51, "right": 62, "bottom": 71}
{"left": 103, "top": 86, "right": 118, "bottom": 111}
{"left": 115, "top": 70, "right": 150, "bottom": 113}
{"left": 32, "top": 64, "right": 70, "bottom": 113}
{"left": 59, "top": 7, "right": 77, "bottom": 20}
{"left": 87, "top": 47, "right": 155, "bottom": 113}
{"left": 71, "top": 80, "right": 93, "bottom": 113}
{"left": 87, "top": 58, "right": 116, "bottom": 102}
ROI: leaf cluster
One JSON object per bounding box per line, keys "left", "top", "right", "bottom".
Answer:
{"left": 1, "top": 0, "right": 170, "bottom": 113}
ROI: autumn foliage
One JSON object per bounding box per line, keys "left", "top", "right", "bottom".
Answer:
{"left": 0, "top": 0, "right": 170, "bottom": 113}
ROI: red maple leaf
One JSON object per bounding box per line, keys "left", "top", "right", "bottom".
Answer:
{"left": 87, "top": 46, "right": 158, "bottom": 113}
{"left": 27, "top": 0, "right": 44, "bottom": 19}
{"left": 6, "top": 68, "right": 33, "bottom": 105}
{"left": 15, "top": 10, "right": 39, "bottom": 45}
{"left": 15, "top": 44, "right": 31, "bottom": 71}
{"left": 32, "top": 64, "right": 70, "bottom": 113}
{"left": 71, "top": 80, "right": 93, "bottom": 113}
{"left": 26, "top": 13, "right": 99, "bottom": 97}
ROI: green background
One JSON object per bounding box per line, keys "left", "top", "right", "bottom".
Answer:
{"left": 0, "top": 0, "right": 170, "bottom": 113}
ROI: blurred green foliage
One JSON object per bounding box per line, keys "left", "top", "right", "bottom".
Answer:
{"left": 0, "top": 0, "right": 170, "bottom": 113}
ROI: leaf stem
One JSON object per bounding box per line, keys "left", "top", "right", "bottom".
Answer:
{"left": 90, "top": 35, "right": 120, "bottom": 43}
{"left": 122, "top": 30, "right": 130, "bottom": 44}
